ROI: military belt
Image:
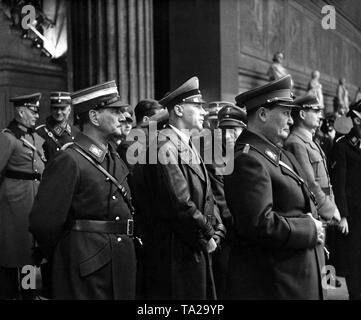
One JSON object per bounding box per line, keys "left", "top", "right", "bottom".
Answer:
{"left": 72, "top": 219, "right": 134, "bottom": 236}
{"left": 5, "top": 170, "right": 41, "bottom": 181}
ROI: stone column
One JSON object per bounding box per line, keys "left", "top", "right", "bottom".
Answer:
{"left": 155, "top": 0, "right": 239, "bottom": 102}
{"left": 69, "top": 0, "right": 154, "bottom": 106}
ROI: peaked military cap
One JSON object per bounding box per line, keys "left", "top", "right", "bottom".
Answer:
{"left": 122, "top": 111, "right": 133, "bottom": 123}
{"left": 71, "top": 80, "right": 120, "bottom": 115}
{"left": 206, "top": 101, "right": 228, "bottom": 120}
{"left": 50, "top": 92, "right": 71, "bottom": 107}
{"left": 159, "top": 76, "right": 206, "bottom": 110}
{"left": 9, "top": 92, "right": 41, "bottom": 110}
{"left": 218, "top": 103, "right": 247, "bottom": 129}
{"left": 235, "top": 75, "right": 295, "bottom": 112}
{"left": 294, "top": 94, "right": 322, "bottom": 110}
{"left": 107, "top": 99, "right": 130, "bottom": 109}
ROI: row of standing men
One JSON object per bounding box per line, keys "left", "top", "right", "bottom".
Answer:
{"left": 1, "top": 75, "right": 361, "bottom": 299}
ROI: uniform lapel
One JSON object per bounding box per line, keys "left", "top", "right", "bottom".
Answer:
{"left": 165, "top": 127, "right": 206, "bottom": 183}
{"left": 110, "top": 144, "right": 128, "bottom": 184}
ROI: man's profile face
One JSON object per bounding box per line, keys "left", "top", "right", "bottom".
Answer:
{"left": 262, "top": 105, "right": 293, "bottom": 146}
{"left": 120, "top": 119, "right": 133, "bottom": 138}
{"left": 51, "top": 105, "right": 71, "bottom": 123}
{"left": 303, "top": 108, "right": 323, "bottom": 131}
{"left": 20, "top": 106, "right": 39, "bottom": 128}
{"left": 181, "top": 103, "right": 207, "bottom": 132}
{"left": 97, "top": 108, "right": 125, "bottom": 138}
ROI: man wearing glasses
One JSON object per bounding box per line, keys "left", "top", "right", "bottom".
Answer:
{"left": 0, "top": 93, "right": 45, "bottom": 299}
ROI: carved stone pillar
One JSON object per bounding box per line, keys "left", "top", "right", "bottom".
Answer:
{"left": 69, "top": 0, "right": 154, "bottom": 106}
{"left": 154, "top": 0, "right": 239, "bottom": 102}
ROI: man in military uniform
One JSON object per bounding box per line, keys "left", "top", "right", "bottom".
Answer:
{"left": 286, "top": 94, "right": 342, "bottom": 289}
{"left": 0, "top": 93, "right": 45, "bottom": 299}
{"left": 36, "top": 92, "right": 79, "bottom": 161}
{"left": 205, "top": 103, "right": 247, "bottom": 299}
{"left": 30, "top": 81, "right": 137, "bottom": 300}
{"left": 132, "top": 77, "right": 222, "bottom": 299}
{"left": 286, "top": 94, "right": 341, "bottom": 222}
{"left": 204, "top": 101, "right": 223, "bottom": 130}
{"left": 224, "top": 75, "right": 325, "bottom": 299}
{"left": 117, "top": 107, "right": 134, "bottom": 171}
{"left": 330, "top": 100, "right": 361, "bottom": 299}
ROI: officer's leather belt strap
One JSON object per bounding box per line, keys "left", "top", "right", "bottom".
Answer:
{"left": 71, "top": 143, "right": 135, "bottom": 215}
{"left": 73, "top": 219, "right": 134, "bottom": 236}
{"left": 5, "top": 170, "right": 41, "bottom": 181}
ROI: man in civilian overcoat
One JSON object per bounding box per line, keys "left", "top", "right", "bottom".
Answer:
{"left": 132, "top": 77, "right": 223, "bottom": 299}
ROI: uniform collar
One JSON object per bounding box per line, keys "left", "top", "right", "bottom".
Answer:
{"left": 7, "top": 120, "right": 32, "bottom": 139}
{"left": 291, "top": 126, "right": 313, "bottom": 143}
{"left": 236, "top": 129, "right": 282, "bottom": 165}
{"left": 347, "top": 128, "right": 361, "bottom": 148}
{"left": 47, "top": 117, "right": 72, "bottom": 136}
{"left": 75, "top": 132, "right": 109, "bottom": 163}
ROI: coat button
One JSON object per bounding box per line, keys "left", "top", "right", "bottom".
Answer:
{"left": 112, "top": 195, "right": 117, "bottom": 200}
{"left": 117, "top": 237, "right": 122, "bottom": 242}
{"left": 115, "top": 216, "right": 120, "bottom": 221}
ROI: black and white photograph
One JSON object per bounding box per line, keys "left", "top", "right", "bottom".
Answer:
{"left": 0, "top": 0, "right": 360, "bottom": 307}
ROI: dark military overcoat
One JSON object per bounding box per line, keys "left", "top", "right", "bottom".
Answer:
{"left": 30, "top": 132, "right": 136, "bottom": 300}
{"left": 224, "top": 129, "right": 324, "bottom": 300}
{"left": 36, "top": 116, "right": 79, "bottom": 161}
{"left": 330, "top": 129, "right": 361, "bottom": 297}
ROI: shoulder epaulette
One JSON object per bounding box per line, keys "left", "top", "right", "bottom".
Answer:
{"left": 35, "top": 124, "right": 46, "bottom": 131}
{"left": 335, "top": 135, "right": 345, "bottom": 143}
{"left": 61, "top": 142, "right": 74, "bottom": 151}
{"left": 238, "top": 143, "right": 280, "bottom": 165}
{"left": 242, "top": 144, "right": 250, "bottom": 154}
{"left": 1, "top": 128, "right": 15, "bottom": 136}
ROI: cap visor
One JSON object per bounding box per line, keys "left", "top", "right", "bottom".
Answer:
{"left": 219, "top": 119, "right": 246, "bottom": 129}
{"left": 275, "top": 101, "right": 297, "bottom": 108}
{"left": 51, "top": 103, "right": 70, "bottom": 107}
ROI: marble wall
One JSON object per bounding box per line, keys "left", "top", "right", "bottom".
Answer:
{"left": 237, "top": 0, "right": 361, "bottom": 112}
